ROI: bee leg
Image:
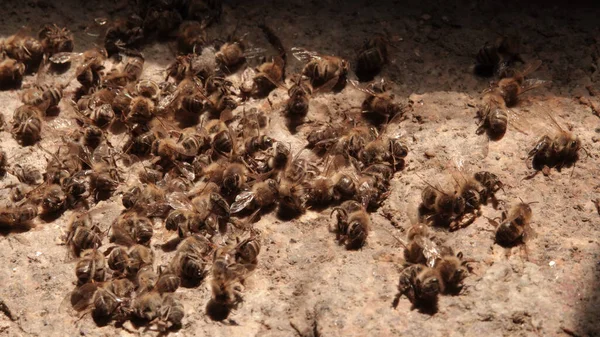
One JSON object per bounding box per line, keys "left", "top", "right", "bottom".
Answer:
{"left": 542, "top": 165, "right": 551, "bottom": 176}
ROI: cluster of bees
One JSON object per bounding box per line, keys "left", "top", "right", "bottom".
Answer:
{"left": 391, "top": 34, "right": 589, "bottom": 312}
{"left": 0, "top": 0, "right": 411, "bottom": 329}
{"left": 0, "top": 0, "right": 589, "bottom": 328}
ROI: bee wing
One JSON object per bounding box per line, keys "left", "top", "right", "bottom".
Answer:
{"left": 506, "top": 109, "right": 530, "bottom": 135}
{"left": 172, "top": 161, "right": 196, "bottom": 181}
{"left": 519, "top": 59, "right": 542, "bottom": 77}
{"left": 243, "top": 47, "right": 267, "bottom": 59}
{"left": 349, "top": 79, "right": 377, "bottom": 96}
{"left": 519, "top": 78, "right": 550, "bottom": 95}
{"left": 416, "top": 236, "right": 441, "bottom": 268}
{"left": 49, "top": 52, "right": 80, "bottom": 64}
{"left": 291, "top": 47, "right": 320, "bottom": 63}
{"left": 84, "top": 18, "right": 109, "bottom": 37}
{"left": 230, "top": 191, "right": 256, "bottom": 214}
{"left": 60, "top": 283, "right": 99, "bottom": 314}
{"left": 157, "top": 91, "right": 180, "bottom": 112}
{"left": 166, "top": 192, "right": 194, "bottom": 211}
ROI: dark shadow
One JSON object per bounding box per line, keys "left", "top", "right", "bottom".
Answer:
{"left": 0, "top": 222, "right": 35, "bottom": 236}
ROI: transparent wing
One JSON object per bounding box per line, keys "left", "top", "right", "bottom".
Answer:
{"left": 166, "top": 192, "right": 194, "bottom": 211}
{"left": 291, "top": 47, "right": 320, "bottom": 63}
{"left": 416, "top": 236, "right": 441, "bottom": 268}
{"left": 230, "top": 191, "right": 256, "bottom": 213}
{"left": 520, "top": 59, "right": 542, "bottom": 77}
{"left": 520, "top": 78, "right": 550, "bottom": 95}
{"left": 157, "top": 91, "right": 180, "bottom": 112}
{"left": 49, "top": 52, "right": 80, "bottom": 64}
{"left": 349, "top": 79, "right": 377, "bottom": 96}
{"left": 243, "top": 47, "right": 267, "bottom": 59}
{"left": 173, "top": 161, "right": 196, "bottom": 181}
{"left": 60, "top": 283, "right": 99, "bottom": 314}
{"left": 507, "top": 108, "right": 530, "bottom": 135}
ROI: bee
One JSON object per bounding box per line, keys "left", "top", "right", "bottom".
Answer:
{"left": 527, "top": 113, "right": 586, "bottom": 177}
{"left": 1, "top": 29, "right": 44, "bottom": 69}
{"left": 433, "top": 249, "right": 469, "bottom": 293}
{"left": 127, "top": 96, "right": 155, "bottom": 124}
{"left": 215, "top": 38, "right": 246, "bottom": 71}
{"left": 38, "top": 24, "right": 74, "bottom": 55}
{"left": 126, "top": 244, "right": 154, "bottom": 276}
{"left": 104, "top": 16, "right": 144, "bottom": 56}
{"left": 285, "top": 75, "right": 312, "bottom": 127}
{"left": 51, "top": 48, "right": 107, "bottom": 89}
{"left": 329, "top": 126, "right": 379, "bottom": 159}
{"left": 177, "top": 21, "right": 207, "bottom": 54}
{"left": 11, "top": 104, "right": 43, "bottom": 145}
{"left": 222, "top": 162, "right": 248, "bottom": 196}
{"left": 0, "top": 54, "right": 26, "bottom": 88}
{"left": 158, "top": 294, "right": 185, "bottom": 329}
{"left": 306, "top": 124, "right": 341, "bottom": 152}
{"left": 176, "top": 127, "right": 210, "bottom": 158}
{"left": 39, "top": 183, "right": 67, "bottom": 214}
{"left": 110, "top": 212, "right": 154, "bottom": 246}
{"left": 135, "top": 79, "right": 161, "bottom": 100}
{"left": 64, "top": 278, "right": 134, "bottom": 322}
{"left": 65, "top": 210, "right": 103, "bottom": 257}
{"left": 244, "top": 135, "right": 274, "bottom": 155}
{"left": 122, "top": 51, "right": 145, "bottom": 83}
{"left": 166, "top": 189, "right": 226, "bottom": 236}
{"left": 83, "top": 152, "right": 121, "bottom": 200}
{"left": 205, "top": 119, "right": 235, "bottom": 156}
{"left": 473, "top": 171, "right": 503, "bottom": 207}
{"left": 495, "top": 60, "right": 546, "bottom": 107}
{"left": 474, "top": 35, "right": 523, "bottom": 77}
{"left": 399, "top": 222, "right": 441, "bottom": 267}
{"left": 132, "top": 290, "right": 163, "bottom": 322}
{"left": 136, "top": 265, "right": 159, "bottom": 292}
{"left": 392, "top": 264, "right": 440, "bottom": 311}
{"left": 494, "top": 201, "right": 535, "bottom": 248}
{"left": 106, "top": 245, "right": 129, "bottom": 274}
{"left": 230, "top": 179, "right": 279, "bottom": 214}
{"left": 419, "top": 179, "right": 466, "bottom": 229}
{"left": 358, "top": 135, "right": 408, "bottom": 170}
{"left": 125, "top": 129, "right": 160, "bottom": 156}
{"left": 330, "top": 200, "right": 370, "bottom": 250}
{"left": 355, "top": 34, "right": 389, "bottom": 81}
{"left": 251, "top": 56, "right": 286, "bottom": 98}
{"left": 0, "top": 203, "right": 38, "bottom": 228}
{"left": 234, "top": 234, "right": 261, "bottom": 271}
{"left": 170, "top": 235, "right": 212, "bottom": 282}
{"left": 352, "top": 79, "right": 403, "bottom": 120}
{"left": 209, "top": 245, "right": 251, "bottom": 318}
{"left": 75, "top": 249, "right": 107, "bottom": 285}
{"left": 306, "top": 157, "right": 357, "bottom": 205}
{"left": 292, "top": 47, "right": 349, "bottom": 92}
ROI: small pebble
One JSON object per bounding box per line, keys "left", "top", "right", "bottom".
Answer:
{"left": 549, "top": 261, "right": 556, "bottom": 267}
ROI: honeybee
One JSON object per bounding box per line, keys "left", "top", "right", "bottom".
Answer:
{"left": 358, "top": 135, "right": 408, "bottom": 170}
{"left": 433, "top": 249, "right": 469, "bottom": 294}
{"left": 234, "top": 234, "right": 261, "bottom": 270}
{"left": 251, "top": 56, "right": 286, "bottom": 98}
{"left": 0, "top": 203, "right": 38, "bottom": 228}
{"left": 51, "top": 48, "right": 107, "bottom": 89}
{"left": 285, "top": 75, "right": 312, "bottom": 128}
{"left": 144, "top": 8, "right": 182, "bottom": 38}
{"left": 473, "top": 171, "right": 503, "bottom": 207}
{"left": 355, "top": 34, "right": 389, "bottom": 81}
{"left": 166, "top": 189, "right": 226, "bottom": 236}
{"left": 126, "top": 244, "right": 154, "bottom": 276}
{"left": 474, "top": 35, "right": 523, "bottom": 77}
{"left": 39, "top": 183, "right": 67, "bottom": 214}
{"left": 0, "top": 54, "right": 25, "bottom": 89}
{"left": 243, "top": 135, "right": 274, "bottom": 155}
{"left": 38, "top": 24, "right": 74, "bottom": 55}
{"left": 306, "top": 157, "right": 357, "bottom": 205}
{"left": 170, "top": 235, "right": 212, "bottom": 282}
{"left": 125, "top": 129, "right": 160, "bottom": 156}
{"left": 106, "top": 245, "right": 129, "bottom": 274}
{"left": 209, "top": 245, "right": 252, "bottom": 318}
{"left": 215, "top": 38, "right": 247, "bottom": 71}
{"left": 493, "top": 201, "right": 535, "bottom": 248}
{"left": 176, "top": 21, "right": 207, "bottom": 54}
{"left": 205, "top": 119, "right": 235, "bottom": 156}
{"left": 527, "top": 113, "right": 586, "bottom": 177}
{"left": 110, "top": 212, "right": 154, "bottom": 246}
{"left": 65, "top": 210, "right": 103, "bottom": 257}
{"left": 495, "top": 60, "right": 546, "bottom": 107}
{"left": 135, "top": 79, "right": 161, "bottom": 100}
{"left": 392, "top": 264, "right": 440, "bottom": 311}
{"left": 175, "top": 127, "right": 210, "bottom": 158}
{"left": 103, "top": 16, "right": 144, "bottom": 56}
{"left": 127, "top": 96, "right": 155, "bottom": 124}
{"left": 1, "top": 29, "right": 44, "bottom": 69}
{"left": 306, "top": 124, "right": 341, "bottom": 152}
{"left": 397, "top": 221, "right": 441, "bottom": 267}
{"left": 330, "top": 200, "right": 370, "bottom": 250}
{"left": 132, "top": 290, "right": 163, "bottom": 322}
{"left": 292, "top": 47, "right": 349, "bottom": 92}
{"left": 329, "top": 125, "right": 379, "bottom": 159}
{"left": 11, "top": 104, "right": 43, "bottom": 145}
{"left": 351, "top": 79, "right": 403, "bottom": 120}
{"left": 64, "top": 278, "right": 134, "bottom": 322}
{"left": 230, "top": 179, "right": 279, "bottom": 214}
{"left": 221, "top": 162, "right": 248, "bottom": 196}
{"left": 75, "top": 249, "right": 107, "bottom": 285}
{"left": 419, "top": 179, "right": 466, "bottom": 229}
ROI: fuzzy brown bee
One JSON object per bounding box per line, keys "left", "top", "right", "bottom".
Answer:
{"left": 494, "top": 201, "right": 534, "bottom": 247}
{"left": 177, "top": 21, "right": 207, "bottom": 54}
{"left": 355, "top": 34, "right": 388, "bottom": 81}
{"left": 38, "top": 24, "right": 74, "bottom": 55}
{"left": 330, "top": 200, "right": 370, "bottom": 250}
{"left": 293, "top": 47, "right": 349, "bottom": 92}
{"left": 393, "top": 264, "right": 440, "bottom": 310}
{"left": 1, "top": 30, "right": 44, "bottom": 70}
{"left": 0, "top": 54, "right": 26, "bottom": 89}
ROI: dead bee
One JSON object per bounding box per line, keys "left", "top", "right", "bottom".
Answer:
{"left": 51, "top": 48, "right": 107, "bottom": 90}
{"left": 39, "top": 183, "right": 67, "bottom": 214}
{"left": 358, "top": 135, "right": 408, "bottom": 170}
{"left": 433, "top": 249, "right": 469, "bottom": 293}
{"left": 65, "top": 210, "right": 103, "bottom": 257}
{"left": 136, "top": 265, "right": 158, "bottom": 292}
{"left": 75, "top": 249, "right": 107, "bottom": 285}
{"left": 285, "top": 75, "right": 312, "bottom": 125}
{"left": 209, "top": 245, "right": 250, "bottom": 319}
{"left": 419, "top": 179, "right": 466, "bottom": 229}
{"left": 110, "top": 212, "right": 154, "bottom": 246}
{"left": 222, "top": 162, "right": 248, "bottom": 196}
{"left": 330, "top": 126, "right": 379, "bottom": 159}
{"left": 0, "top": 53, "right": 26, "bottom": 88}
{"left": 215, "top": 38, "right": 245, "bottom": 71}
{"left": 132, "top": 290, "right": 163, "bottom": 322}
{"left": 473, "top": 171, "right": 503, "bottom": 207}
{"left": 127, "top": 96, "right": 155, "bottom": 124}
{"left": 106, "top": 245, "right": 129, "bottom": 274}
{"left": 527, "top": 113, "right": 586, "bottom": 177}
{"left": 399, "top": 222, "right": 441, "bottom": 267}
{"left": 352, "top": 79, "right": 403, "bottom": 120}
{"left": 205, "top": 119, "right": 235, "bottom": 156}
{"left": 355, "top": 34, "right": 389, "bottom": 81}
{"left": 234, "top": 234, "right": 261, "bottom": 270}
{"left": 11, "top": 105, "right": 43, "bottom": 145}
{"left": 474, "top": 34, "right": 523, "bottom": 77}
{"left": 244, "top": 135, "right": 274, "bottom": 155}
{"left": 392, "top": 264, "right": 440, "bottom": 311}
{"left": 251, "top": 56, "right": 285, "bottom": 98}
{"left": 330, "top": 200, "right": 370, "bottom": 250}
{"left": 126, "top": 244, "right": 154, "bottom": 276}
{"left": 231, "top": 179, "right": 279, "bottom": 214}
{"left": 177, "top": 21, "right": 207, "bottom": 54}
{"left": 495, "top": 60, "right": 546, "bottom": 107}
{"left": 104, "top": 16, "right": 144, "bottom": 56}
{"left": 493, "top": 201, "right": 535, "bottom": 248}
{"left": 1, "top": 29, "right": 44, "bottom": 70}
{"left": 144, "top": 8, "right": 182, "bottom": 38}
{"left": 306, "top": 124, "right": 340, "bottom": 152}
{"left": 292, "top": 47, "right": 349, "bottom": 92}
{"left": 0, "top": 203, "right": 38, "bottom": 228}
{"left": 135, "top": 79, "right": 161, "bottom": 100}
{"left": 125, "top": 129, "right": 160, "bottom": 156}
{"left": 65, "top": 278, "right": 134, "bottom": 322}
{"left": 171, "top": 235, "right": 212, "bottom": 282}
{"left": 38, "top": 24, "right": 74, "bottom": 55}
{"left": 476, "top": 90, "right": 510, "bottom": 141}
